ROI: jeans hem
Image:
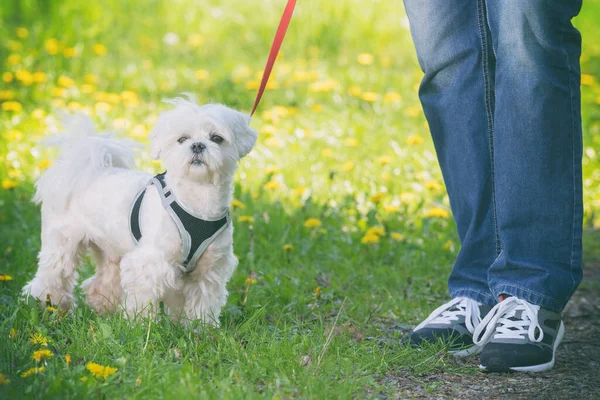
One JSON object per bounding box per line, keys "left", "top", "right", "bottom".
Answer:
{"left": 450, "top": 288, "right": 496, "bottom": 307}
{"left": 491, "top": 284, "right": 565, "bottom": 312}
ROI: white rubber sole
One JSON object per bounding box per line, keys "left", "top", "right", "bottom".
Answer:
{"left": 479, "top": 321, "right": 565, "bottom": 373}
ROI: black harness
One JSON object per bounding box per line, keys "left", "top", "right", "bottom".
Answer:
{"left": 129, "top": 173, "right": 230, "bottom": 273}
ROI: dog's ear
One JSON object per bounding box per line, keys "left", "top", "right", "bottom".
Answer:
{"left": 228, "top": 110, "right": 257, "bottom": 159}
{"left": 149, "top": 114, "right": 168, "bottom": 160}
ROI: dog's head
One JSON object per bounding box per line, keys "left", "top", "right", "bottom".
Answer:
{"left": 149, "top": 97, "right": 257, "bottom": 184}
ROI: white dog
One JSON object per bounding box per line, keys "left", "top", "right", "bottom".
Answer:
{"left": 23, "top": 98, "right": 257, "bottom": 325}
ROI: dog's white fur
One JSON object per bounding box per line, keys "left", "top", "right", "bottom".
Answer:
{"left": 22, "top": 98, "right": 257, "bottom": 325}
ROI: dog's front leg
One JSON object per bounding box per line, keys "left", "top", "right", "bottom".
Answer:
{"left": 120, "top": 247, "right": 178, "bottom": 319}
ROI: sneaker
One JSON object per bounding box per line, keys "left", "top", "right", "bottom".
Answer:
{"left": 405, "top": 297, "right": 492, "bottom": 356}
{"left": 473, "top": 296, "right": 565, "bottom": 372}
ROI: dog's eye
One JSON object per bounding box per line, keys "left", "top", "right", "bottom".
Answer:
{"left": 177, "top": 136, "right": 189, "bottom": 144}
{"left": 210, "top": 135, "right": 224, "bottom": 144}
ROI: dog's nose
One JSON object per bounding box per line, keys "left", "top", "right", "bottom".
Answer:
{"left": 191, "top": 142, "right": 206, "bottom": 154}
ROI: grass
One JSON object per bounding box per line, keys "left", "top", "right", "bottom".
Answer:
{"left": 1, "top": 0, "right": 600, "bottom": 398}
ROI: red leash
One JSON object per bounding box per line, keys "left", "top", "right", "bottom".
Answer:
{"left": 250, "top": 0, "right": 296, "bottom": 117}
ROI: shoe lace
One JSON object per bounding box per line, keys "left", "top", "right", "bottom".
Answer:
{"left": 473, "top": 297, "right": 543, "bottom": 346}
{"left": 414, "top": 297, "right": 482, "bottom": 334}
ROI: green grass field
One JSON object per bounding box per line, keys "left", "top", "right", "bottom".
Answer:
{"left": 1, "top": 0, "right": 600, "bottom": 398}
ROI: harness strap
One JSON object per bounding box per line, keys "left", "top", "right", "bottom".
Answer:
{"left": 129, "top": 173, "right": 230, "bottom": 273}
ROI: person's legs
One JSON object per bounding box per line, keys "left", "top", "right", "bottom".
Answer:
{"left": 403, "top": 0, "right": 498, "bottom": 306}
{"left": 473, "top": 0, "right": 583, "bottom": 372}
{"left": 485, "top": 0, "right": 583, "bottom": 312}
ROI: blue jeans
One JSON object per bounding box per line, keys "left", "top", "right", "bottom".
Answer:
{"left": 403, "top": 0, "right": 583, "bottom": 312}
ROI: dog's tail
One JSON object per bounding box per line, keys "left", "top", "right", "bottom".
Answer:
{"left": 34, "top": 114, "right": 140, "bottom": 210}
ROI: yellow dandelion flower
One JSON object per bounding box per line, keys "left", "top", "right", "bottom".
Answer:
{"left": 303, "top": 218, "right": 322, "bottom": 228}
{"left": 369, "top": 193, "right": 385, "bottom": 203}
{"left": 32, "top": 109, "right": 45, "bottom": 119}
{"left": 195, "top": 69, "right": 210, "bottom": 80}
{"left": 245, "top": 79, "right": 259, "bottom": 90}
{"left": 406, "top": 134, "right": 424, "bottom": 145}
{"left": 10, "top": 328, "right": 16, "bottom": 338}
{"left": 426, "top": 207, "right": 450, "bottom": 218}
{"left": 230, "top": 199, "right": 246, "bottom": 209}
{"left": 68, "top": 101, "right": 83, "bottom": 110}
{"left": 314, "top": 286, "right": 322, "bottom": 298}
{"left": 63, "top": 47, "right": 76, "bottom": 58}
{"left": 261, "top": 125, "right": 276, "bottom": 136}
{"left": 384, "top": 205, "right": 400, "bottom": 213}
{"left": 311, "top": 104, "right": 323, "bottom": 113}
{"left": 16, "top": 27, "right": 29, "bottom": 38}
{"left": 367, "top": 227, "right": 386, "bottom": 237}
{"left": 95, "top": 102, "right": 111, "bottom": 113}
{"left": 265, "top": 166, "right": 279, "bottom": 174}
{"left": 0, "top": 90, "right": 13, "bottom": 100}
{"left": 377, "top": 155, "right": 393, "bottom": 165}
{"left": 46, "top": 306, "right": 56, "bottom": 312}
{"left": 2, "top": 72, "right": 14, "bottom": 83}
{"left": 32, "top": 349, "right": 53, "bottom": 362}
{"left": 357, "top": 53, "right": 374, "bottom": 65}
{"left": 425, "top": 181, "right": 443, "bottom": 192}
{"left": 380, "top": 56, "right": 393, "bottom": 67}
{"left": 361, "top": 92, "right": 378, "bottom": 102}
{"left": 292, "top": 70, "right": 312, "bottom": 82}
{"left": 283, "top": 244, "right": 293, "bottom": 251}
{"left": 84, "top": 74, "right": 98, "bottom": 84}
{"left": 15, "top": 71, "right": 33, "bottom": 86}
{"left": 92, "top": 44, "right": 107, "bottom": 56}
{"left": 348, "top": 86, "right": 362, "bottom": 97}
{"left": 361, "top": 233, "right": 380, "bottom": 244}
{"left": 405, "top": 106, "right": 422, "bottom": 117}
{"left": 0, "top": 373, "right": 10, "bottom": 385}
{"left": 65, "top": 354, "right": 72, "bottom": 365}
{"left": 136, "top": 376, "right": 142, "bottom": 385}
{"left": 86, "top": 362, "right": 117, "bottom": 379}
{"left": 581, "top": 74, "right": 596, "bottom": 86}
{"left": 309, "top": 79, "right": 338, "bottom": 93}
{"left": 8, "top": 169, "right": 22, "bottom": 179}
{"left": 264, "top": 180, "right": 280, "bottom": 190}
{"left": 44, "top": 38, "right": 60, "bottom": 55}
{"left": 7, "top": 54, "right": 21, "bottom": 66}
{"left": 0, "top": 274, "right": 13, "bottom": 281}
{"left": 344, "top": 138, "right": 359, "bottom": 147}
{"left": 2, "top": 180, "right": 18, "bottom": 190}
{"left": 383, "top": 91, "right": 402, "bottom": 104}
{"left": 294, "top": 186, "right": 307, "bottom": 196}
{"left": 321, "top": 148, "right": 333, "bottom": 158}
{"left": 33, "top": 71, "right": 47, "bottom": 83}
{"left": 121, "top": 90, "right": 138, "bottom": 104}
{"left": 29, "top": 332, "right": 48, "bottom": 346}
{"left": 132, "top": 124, "right": 146, "bottom": 138}
{"left": 443, "top": 240, "right": 454, "bottom": 251}
{"left": 341, "top": 161, "right": 355, "bottom": 172}
{"left": 391, "top": 232, "right": 405, "bottom": 241}
{"left": 52, "top": 87, "right": 66, "bottom": 98}
{"left": 58, "top": 75, "right": 74, "bottom": 88}
{"left": 81, "top": 84, "right": 96, "bottom": 94}
{"left": 238, "top": 216, "right": 254, "bottom": 223}
{"left": 188, "top": 34, "right": 205, "bottom": 47}
{"left": 21, "top": 367, "right": 45, "bottom": 378}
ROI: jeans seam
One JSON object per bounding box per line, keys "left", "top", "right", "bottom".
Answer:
{"left": 451, "top": 288, "right": 496, "bottom": 304}
{"left": 557, "top": 15, "right": 579, "bottom": 303}
{"left": 492, "top": 284, "right": 563, "bottom": 310}
{"left": 476, "top": 0, "right": 500, "bottom": 257}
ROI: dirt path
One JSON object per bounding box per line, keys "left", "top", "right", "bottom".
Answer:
{"left": 387, "top": 243, "right": 600, "bottom": 399}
